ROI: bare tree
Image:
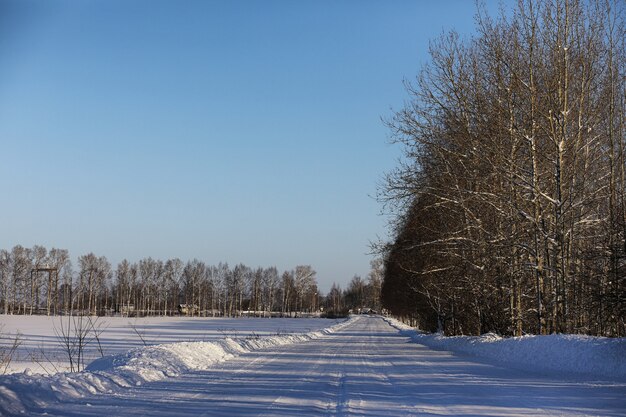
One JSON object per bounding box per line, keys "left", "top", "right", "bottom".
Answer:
{"left": 54, "top": 315, "right": 93, "bottom": 372}
{"left": 1, "top": 244, "right": 332, "bottom": 321}
{"left": 294, "top": 265, "right": 316, "bottom": 313}
{"left": 281, "top": 270, "right": 294, "bottom": 316}
{"left": 262, "top": 267, "right": 280, "bottom": 315}
{"left": 0, "top": 250, "right": 11, "bottom": 315}
{"left": 162, "top": 258, "right": 184, "bottom": 316}
{"left": 0, "top": 325, "right": 22, "bottom": 374}
{"left": 381, "top": 0, "right": 626, "bottom": 336}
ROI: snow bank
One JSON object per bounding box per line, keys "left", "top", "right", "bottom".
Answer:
{"left": 384, "top": 317, "right": 626, "bottom": 380}
{"left": 0, "top": 314, "right": 338, "bottom": 375}
{"left": 0, "top": 317, "right": 355, "bottom": 416}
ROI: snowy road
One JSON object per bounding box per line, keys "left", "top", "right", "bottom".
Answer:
{"left": 37, "top": 316, "right": 625, "bottom": 417}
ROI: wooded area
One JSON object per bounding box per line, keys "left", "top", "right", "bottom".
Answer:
{"left": 0, "top": 245, "right": 382, "bottom": 318}
{"left": 380, "top": 0, "right": 625, "bottom": 336}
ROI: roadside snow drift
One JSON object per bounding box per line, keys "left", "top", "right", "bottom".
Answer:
{"left": 0, "top": 317, "right": 354, "bottom": 416}
{"left": 0, "top": 314, "right": 338, "bottom": 375}
{"left": 384, "top": 317, "right": 626, "bottom": 380}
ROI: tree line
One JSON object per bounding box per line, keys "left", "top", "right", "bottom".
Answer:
{"left": 0, "top": 244, "right": 382, "bottom": 317}
{"left": 380, "top": 0, "right": 625, "bottom": 337}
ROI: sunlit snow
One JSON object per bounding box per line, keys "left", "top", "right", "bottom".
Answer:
{"left": 1, "top": 316, "right": 624, "bottom": 416}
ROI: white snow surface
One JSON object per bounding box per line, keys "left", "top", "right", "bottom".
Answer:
{"left": 1, "top": 315, "right": 624, "bottom": 416}
{"left": 384, "top": 316, "right": 626, "bottom": 380}
{"left": 0, "top": 314, "right": 337, "bottom": 375}
{"left": 0, "top": 317, "right": 354, "bottom": 416}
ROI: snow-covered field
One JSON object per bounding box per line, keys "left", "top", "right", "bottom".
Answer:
{"left": 0, "top": 314, "right": 341, "bottom": 375}
{"left": 1, "top": 315, "right": 624, "bottom": 416}
{"left": 0, "top": 316, "right": 353, "bottom": 416}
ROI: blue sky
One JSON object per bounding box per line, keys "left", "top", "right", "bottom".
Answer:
{"left": 0, "top": 0, "right": 502, "bottom": 292}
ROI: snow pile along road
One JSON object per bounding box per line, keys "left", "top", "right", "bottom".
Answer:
{"left": 384, "top": 317, "right": 626, "bottom": 380}
{"left": 0, "top": 317, "right": 354, "bottom": 416}
{"left": 0, "top": 315, "right": 339, "bottom": 375}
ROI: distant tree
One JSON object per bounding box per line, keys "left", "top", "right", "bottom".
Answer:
{"left": 281, "top": 270, "right": 295, "bottom": 315}
{"left": 182, "top": 260, "right": 206, "bottom": 316}
{"left": 344, "top": 275, "right": 365, "bottom": 311}
{"left": 247, "top": 268, "right": 263, "bottom": 313}
{"left": 293, "top": 265, "right": 316, "bottom": 312}
{"left": 0, "top": 250, "right": 11, "bottom": 314}
{"left": 213, "top": 262, "right": 229, "bottom": 315}
{"left": 46, "top": 248, "right": 70, "bottom": 315}
{"left": 29, "top": 245, "right": 47, "bottom": 314}
{"left": 76, "top": 254, "right": 110, "bottom": 315}
{"left": 12, "top": 246, "right": 32, "bottom": 314}
{"left": 366, "top": 258, "right": 384, "bottom": 311}
{"left": 0, "top": 244, "right": 329, "bottom": 319}
{"left": 326, "top": 283, "right": 344, "bottom": 315}
{"left": 138, "top": 258, "right": 163, "bottom": 315}
{"left": 115, "top": 260, "right": 133, "bottom": 316}
{"left": 162, "top": 258, "right": 184, "bottom": 315}
{"left": 262, "top": 267, "right": 280, "bottom": 314}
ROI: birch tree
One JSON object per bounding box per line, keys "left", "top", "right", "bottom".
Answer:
{"left": 381, "top": 0, "right": 626, "bottom": 336}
